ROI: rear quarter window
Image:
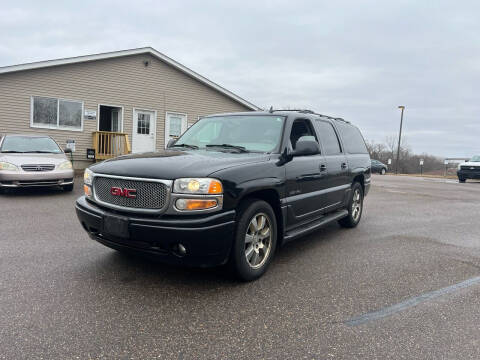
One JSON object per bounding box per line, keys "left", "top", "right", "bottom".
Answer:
{"left": 336, "top": 123, "right": 368, "bottom": 154}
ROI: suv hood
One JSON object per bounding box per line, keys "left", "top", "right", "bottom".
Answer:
{"left": 90, "top": 150, "right": 271, "bottom": 179}
{"left": 0, "top": 153, "right": 68, "bottom": 166}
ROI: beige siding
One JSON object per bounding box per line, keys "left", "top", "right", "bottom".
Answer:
{"left": 0, "top": 54, "right": 250, "bottom": 168}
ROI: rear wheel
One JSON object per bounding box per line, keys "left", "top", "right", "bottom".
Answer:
{"left": 381, "top": 168, "right": 386, "bottom": 175}
{"left": 339, "top": 182, "right": 364, "bottom": 228}
{"left": 459, "top": 178, "right": 466, "bottom": 183}
{"left": 229, "top": 199, "right": 277, "bottom": 281}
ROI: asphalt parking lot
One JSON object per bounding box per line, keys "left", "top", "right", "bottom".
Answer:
{"left": 1, "top": 175, "right": 480, "bottom": 359}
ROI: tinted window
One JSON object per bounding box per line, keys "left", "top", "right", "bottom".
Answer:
{"left": 335, "top": 123, "right": 368, "bottom": 154}
{"left": 316, "top": 121, "right": 342, "bottom": 155}
{"left": 290, "top": 119, "right": 318, "bottom": 149}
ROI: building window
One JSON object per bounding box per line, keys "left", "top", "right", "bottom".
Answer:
{"left": 31, "top": 96, "right": 83, "bottom": 131}
{"left": 137, "top": 113, "right": 151, "bottom": 134}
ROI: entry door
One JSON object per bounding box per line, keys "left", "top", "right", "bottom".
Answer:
{"left": 165, "top": 112, "right": 187, "bottom": 147}
{"left": 111, "top": 109, "right": 121, "bottom": 132}
{"left": 285, "top": 153, "right": 328, "bottom": 227}
{"left": 314, "top": 120, "right": 349, "bottom": 210}
{"left": 284, "top": 119, "right": 329, "bottom": 228}
{"left": 132, "top": 109, "right": 156, "bottom": 153}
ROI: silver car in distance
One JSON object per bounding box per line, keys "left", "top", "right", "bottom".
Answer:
{"left": 0, "top": 134, "right": 75, "bottom": 192}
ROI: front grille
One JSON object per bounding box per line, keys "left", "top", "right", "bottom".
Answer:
{"left": 93, "top": 176, "right": 169, "bottom": 211}
{"left": 461, "top": 166, "right": 480, "bottom": 171}
{"left": 21, "top": 164, "right": 55, "bottom": 172}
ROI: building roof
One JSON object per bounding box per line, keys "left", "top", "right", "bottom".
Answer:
{"left": 0, "top": 47, "right": 260, "bottom": 111}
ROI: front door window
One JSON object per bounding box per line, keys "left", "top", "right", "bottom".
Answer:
{"left": 137, "top": 113, "right": 151, "bottom": 135}
{"left": 111, "top": 110, "right": 120, "bottom": 132}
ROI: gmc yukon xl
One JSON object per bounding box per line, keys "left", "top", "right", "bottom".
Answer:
{"left": 75, "top": 110, "right": 371, "bottom": 281}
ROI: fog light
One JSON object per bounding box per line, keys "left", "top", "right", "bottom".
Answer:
{"left": 178, "top": 244, "right": 187, "bottom": 255}
{"left": 84, "top": 184, "right": 92, "bottom": 197}
{"left": 175, "top": 198, "right": 218, "bottom": 211}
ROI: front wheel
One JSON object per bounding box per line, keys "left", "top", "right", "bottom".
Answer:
{"left": 459, "top": 178, "right": 466, "bottom": 183}
{"left": 338, "top": 182, "right": 364, "bottom": 228}
{"left": 381, "top": 168, "right": 386, "bottom": 175}
{"left": 229, "top": 199, "right": 277, "bottom": 281}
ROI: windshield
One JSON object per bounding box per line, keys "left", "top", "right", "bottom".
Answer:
{"left": 470, "top": 155, "right": 480, "bottom": 162}
{"left": 174, "top": 115, "right": 285, "bottom": 153}
{"left": 1, "top": 136, "right": 62, "bottom": 153}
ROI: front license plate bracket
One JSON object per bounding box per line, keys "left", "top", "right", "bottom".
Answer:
{"left": 103, "top": 214, "right": 130, "bottom": 239}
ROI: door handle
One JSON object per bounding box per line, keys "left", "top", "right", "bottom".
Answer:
{"left": 341, "top": 162, "right": 348, "bottom": 169}
{"left": 320, "top": 164, "right": 327, "bottom": 171}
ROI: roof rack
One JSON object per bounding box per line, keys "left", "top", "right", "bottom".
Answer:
{"left": 269, "top": 109, "right": 350, "bottom": 123}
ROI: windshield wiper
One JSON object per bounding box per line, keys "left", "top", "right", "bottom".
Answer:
{"left": 0, "top": 150, "right": 25, "bottom": 153}
{"left": 171, "top": 143, "right": 199, "bottom": 150}
{"left": 206, "top": 144, "right": 249, "bottom": 153}
{"left": 30, "top": 151, "right": 57, "bottom": 153}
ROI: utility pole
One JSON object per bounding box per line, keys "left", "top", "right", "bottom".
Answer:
{"left": 395, "top": 106, "right": 405, "bottom": 174}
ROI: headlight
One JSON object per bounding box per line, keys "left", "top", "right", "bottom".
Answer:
{"left": 84, "top": 168, "right": 94, "bottom": 186}
{"left": 58, "top": 161, "right": 73, "bottom": 170}
{"left": 0, "top": 161, "right": 19, "bottom": 171}
{"left": 173, "top": 178, "right": 223, "bottom": 194}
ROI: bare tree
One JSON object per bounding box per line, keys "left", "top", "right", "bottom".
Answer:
{"left": 367, "top": 138, "right": 443, "bottom": 174}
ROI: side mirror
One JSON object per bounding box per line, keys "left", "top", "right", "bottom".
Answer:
{"left": 293, "top": 139, "right": 321, "bottom": 156}
{"left": 166, "top": 138, "right": 176, "bottom": 148}
{"left": 276, "top": 147, "right": 293, "bottom": 166}
{"left": 64, "top": 148, "right": 72, "bottom": 154}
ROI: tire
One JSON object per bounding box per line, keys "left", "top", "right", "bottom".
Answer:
{"left": 381, "top": 168, "right": 386, "bottom": 175}
{"left": 338, "top": 182, "right": 364, "bottom": 228}
{"left": 63, "top": 184, "right": 74, "bottom": 192}
{"left": 229, "top": 199, "right": 277, "bottom": 281}
{"left": 459, "top": 178, "right": 466, "bottom": 183}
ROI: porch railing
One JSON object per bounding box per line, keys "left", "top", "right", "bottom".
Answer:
{"left": 92, "top": 131, "right": 131, "bottom": 160}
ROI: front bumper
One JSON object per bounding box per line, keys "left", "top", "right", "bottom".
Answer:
{"left": 457, "top": 169, "right": 480, "bottom": 180}
{"left": 75, "top": 196, "right": 236, "bottom": 267}
{"left": 0, "top": 169, "right": 74, "bottom": 187}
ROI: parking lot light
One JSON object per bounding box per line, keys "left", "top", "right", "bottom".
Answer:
{"left": 396, "top": 106, "right": 405, "bottom": 175}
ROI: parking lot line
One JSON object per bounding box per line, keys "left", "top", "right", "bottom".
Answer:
{"left": 345, "top": 275, "right": 480, "bottom": 326}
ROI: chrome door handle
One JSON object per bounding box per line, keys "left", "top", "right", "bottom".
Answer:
{"left": 341, "top": 163, "right": 348, "bottom": 169}
{"left": 320, "top": 164, "right": 327, "bottom": 171}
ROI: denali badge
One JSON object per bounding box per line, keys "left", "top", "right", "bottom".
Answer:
{"left": 110, "top": 187, "right": 137, "bottom": 199}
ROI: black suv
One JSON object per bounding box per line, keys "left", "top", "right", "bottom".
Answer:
{"left": 76, "top": 110, "right": 371, "bottom": 281}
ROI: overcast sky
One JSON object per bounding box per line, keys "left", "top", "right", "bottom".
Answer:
{"left": 1, "top": 0, "right": 479, "bottom": 157}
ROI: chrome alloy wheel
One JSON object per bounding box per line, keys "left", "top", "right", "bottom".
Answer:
{"left": 352, "top": 188, "right": 362, "bottom": 222}
{"left": 244, "top": 213, "right": 272, "bottom": 269}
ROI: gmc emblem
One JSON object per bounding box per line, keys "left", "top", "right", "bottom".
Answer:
{"left": 110, "top": 187, "right": 137, "bottom": 199}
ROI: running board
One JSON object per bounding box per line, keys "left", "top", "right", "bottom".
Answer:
{"left": 283, "top": 209, "right": 349, "bottom": 243}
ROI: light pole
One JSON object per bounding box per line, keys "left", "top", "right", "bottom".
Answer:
{"left": 395, "top": 106, "right": 405, "bottom": 174}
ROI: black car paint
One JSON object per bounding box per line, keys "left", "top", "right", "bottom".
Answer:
{"left": 76, "top": 111, "right": 371, "bottom": 267}
{"left": 457, "top": 167, "right": 480, "bottom": 180}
